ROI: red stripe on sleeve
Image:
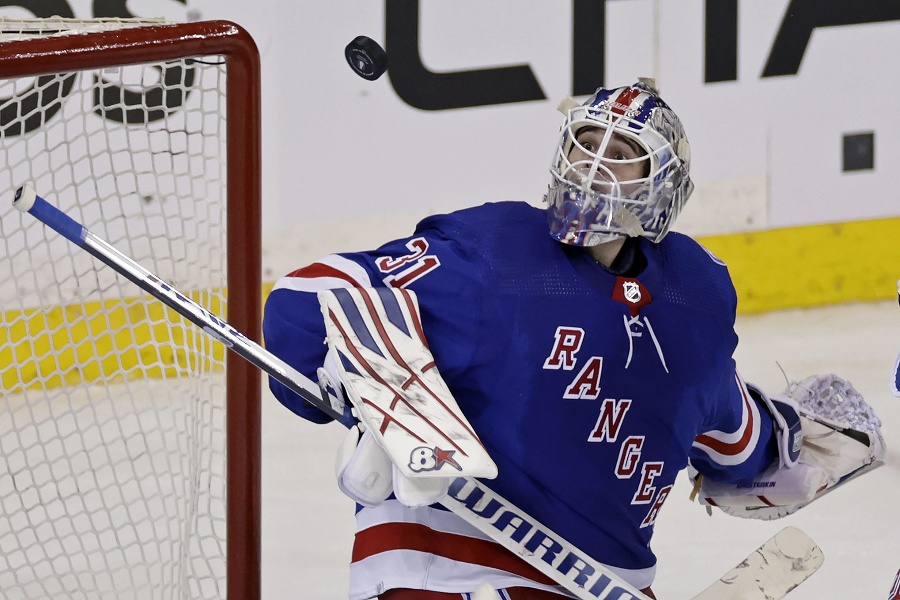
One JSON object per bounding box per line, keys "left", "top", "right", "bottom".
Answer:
{"left": 693, "top": 379, "right": 755, "bottom": 457}
{"left": 286, "top": 262, "right": 363, "bottom": 287}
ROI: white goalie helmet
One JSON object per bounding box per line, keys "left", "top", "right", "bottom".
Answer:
{"left": 545, "top": 80, "right": 694, "bottom": 246}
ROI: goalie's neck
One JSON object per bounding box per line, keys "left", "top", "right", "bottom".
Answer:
{"left": 586, "top": 237, "right": 645, "bottom": 277}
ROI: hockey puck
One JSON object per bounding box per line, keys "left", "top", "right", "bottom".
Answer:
{"left": 345, "top": 36, "right": 388, "bottom": 81}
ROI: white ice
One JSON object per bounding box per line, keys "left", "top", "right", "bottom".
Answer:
{"left": 262, "top": 299, "right": 900, "bottom": 599}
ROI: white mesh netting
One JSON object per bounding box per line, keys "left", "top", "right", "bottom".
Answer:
{"left": 786, "top": 373, "right": 885, "bottom": 445}
{"left": 0, "top": 18, "right": 230, "bottom": 599}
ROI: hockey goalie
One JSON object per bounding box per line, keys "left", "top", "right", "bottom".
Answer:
{"left": 262, "top": 80, "right": 886, "bottom": 599}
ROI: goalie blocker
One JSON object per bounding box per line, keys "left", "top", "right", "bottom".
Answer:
{"left": 693, "top": 374, "right": 885, "bottom": 520}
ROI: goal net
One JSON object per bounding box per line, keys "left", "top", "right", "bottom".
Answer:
{"left": 0, "top": 18, "right": 261, "bottom": 600}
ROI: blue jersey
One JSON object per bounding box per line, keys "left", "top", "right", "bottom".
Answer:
{"left": 264, "top": 201, "right": 777, "bottom": 595}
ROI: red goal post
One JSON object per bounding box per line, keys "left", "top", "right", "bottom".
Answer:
{"left": 0, "top": 19, "right": 260, "bottom": 600}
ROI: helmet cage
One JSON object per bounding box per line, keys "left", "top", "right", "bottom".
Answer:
{"left": 546, "top": 83, "right": 693, "bottom": 246}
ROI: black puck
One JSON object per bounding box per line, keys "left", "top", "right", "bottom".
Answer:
{"left": 345, "top": 36, "right": 388, "bottom": 81}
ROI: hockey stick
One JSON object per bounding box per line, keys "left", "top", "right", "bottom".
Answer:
{"left": 13, "top": 186, "right": 823, "bottom": 600}
{"left": 12, "top": 185, "right": 350, "bottom": 423}
{"left": 690, "top": 526, "right": 822, "bottom": 600}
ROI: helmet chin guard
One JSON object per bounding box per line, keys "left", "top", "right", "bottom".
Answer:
{"left": 545, "top": 81, "right": 694, "bottom": 246}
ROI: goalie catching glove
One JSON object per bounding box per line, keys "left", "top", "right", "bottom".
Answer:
{"left": 693, "top": 374, "right": 885, "bottom": 520}
{"left": 317, "top": 286, "right": 497, "bottom": 509}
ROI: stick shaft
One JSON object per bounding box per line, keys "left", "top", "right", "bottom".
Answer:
{"left": 13, "top": 186, "right": 348, "bottom": 421}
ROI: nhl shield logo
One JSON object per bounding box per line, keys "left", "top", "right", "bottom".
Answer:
{"left": 611, "top": 276, "right": 652, "bottom": 317}
{"left": 622, "top": 281, "right": 642, "bottom": 303}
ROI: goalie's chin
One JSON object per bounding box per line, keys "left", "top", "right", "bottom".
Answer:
{"left": 549, "top": 227, "right": 623, "bottom": 248}
{"left": 545, "top": 183, "right": 647, "bottom": 247}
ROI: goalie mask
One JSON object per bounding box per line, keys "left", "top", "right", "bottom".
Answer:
{"left": 545, "top": 80, "right": 694, "bottom": 246}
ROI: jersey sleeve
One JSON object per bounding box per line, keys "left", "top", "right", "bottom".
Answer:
{"left": 262, "top": 215, "right": 486, "bottom": 424}
{"left": 661, "top": 235, "right": 778, "bottom": 483}
{"left": 262, "top": 255, "right": 374, "bottom": 424}
{"left": 689, "top": 367, "right": 778, "bottom": 483}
